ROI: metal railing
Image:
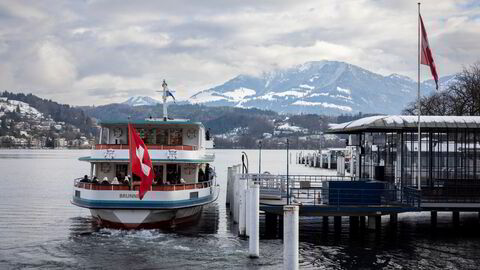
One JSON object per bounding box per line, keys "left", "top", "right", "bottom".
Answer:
{"left": 95, "top": 144, "right": 198, "bottom": 150}
{"left": 288, "top": 186, "right": 420, "bottom": 208}
{"left": 74, "top": 178, "right": 212, "bottom": 191}
{"left": 242, "top": 174, "right": 352, "bottom": 188}
{"left": 239, "top": 174, "right": 420, "bottom": 209}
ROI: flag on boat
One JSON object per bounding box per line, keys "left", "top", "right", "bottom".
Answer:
{"left": 419, "top": 14, "right": 439, "bottom": 90}
{"left": 128, "top": 123, "right": 154, "bottom": 200}
{"left": 166, "top": 90, "right": 176, "bottom": 103}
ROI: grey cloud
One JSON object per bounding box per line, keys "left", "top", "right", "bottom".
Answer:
{"left": 0, "top": 0, "right": 479, "bottom": 105}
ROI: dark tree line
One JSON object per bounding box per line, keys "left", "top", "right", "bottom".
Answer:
{"left": 404, "top": 63, "right": 480, "bottom": 116}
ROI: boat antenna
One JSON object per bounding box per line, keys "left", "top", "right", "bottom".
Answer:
{"left": 161, "top": 80, "right": 168, "bottom": 121}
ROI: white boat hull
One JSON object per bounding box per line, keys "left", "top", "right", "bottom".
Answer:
{"left": 90, "top": 206, "right": 203, "bottom": 229}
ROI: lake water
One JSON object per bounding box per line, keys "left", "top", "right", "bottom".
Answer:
{"left": 1, "top": 149, "right": 480, "bottom": 269}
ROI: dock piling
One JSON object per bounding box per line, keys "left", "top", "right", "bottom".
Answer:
{"left": 349, "top": 216, "right": 359, "bottom": 231}
{"left": 367, "top": 215, "right": 379, "bottom": 230}
{"left": 322, "top": 216, "right": 329, "bottom": 228}
{"left": 249, "top": 183, "right": 260, "bottom": 258}
{"left": 431, "top": 211, "right": 437, "bottom": 227}
{"left": 389, "top": 213, "right": 398, "bottom": 224}
{"left": 334, "top": 216, "right": 342, "bottom": 232}
{"left": 246, "top": 188, "right": 250, "bottom": 237}
{"left": 453, "top": 211, "right": 460, "bottom": 226}
{"left": 283, "top": 205, "right": 299, "bottom": 270}
{"left": 238, "top": 190, "right": 246, "bottom": 236}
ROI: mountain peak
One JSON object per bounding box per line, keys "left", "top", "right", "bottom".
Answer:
{"left": 188, "top": 60, "right": 443, "bottom": 114}
{"left": 123, "top": 96, "right": 160, "bottom": 107}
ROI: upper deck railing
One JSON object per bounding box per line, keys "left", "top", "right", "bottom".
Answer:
{"left": 95, "top": 144, "right": 198, "bottom": 150}
{"left": 74, "top": 178, "right": 213, "bottom": 191}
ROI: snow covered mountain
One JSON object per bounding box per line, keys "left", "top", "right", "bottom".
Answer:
{"left": 0, "top": 97, "right": 43, "bottom": 119}
{"left": 123, "top": 96, "right": 160, "bottom": 107}
{"left": 189, "top": 60, "right": 446, "bottom": 114}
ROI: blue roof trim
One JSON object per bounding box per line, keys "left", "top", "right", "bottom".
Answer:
{"left": 99, "top": 119, "right": 204, "bottom": 126}
{"left": 72, "top": 194, "right": 217, "bottom": 209}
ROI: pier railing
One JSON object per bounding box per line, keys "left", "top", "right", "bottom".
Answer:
{"left": 239, "top": 174, "right": 420, "bottom": 209}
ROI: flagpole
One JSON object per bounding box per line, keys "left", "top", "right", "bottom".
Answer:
{"left": 162, "top": 80, "right": 168, "bottom": 120}
{"left": 417, "top": 2, "right": 422, "bottom": 191}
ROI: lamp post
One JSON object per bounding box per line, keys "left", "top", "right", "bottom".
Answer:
{"left": 258, "top": 140, "right": 262, "bottom": 175}
{"left": 287, "top": 138, "right": 290, "bottom": 205}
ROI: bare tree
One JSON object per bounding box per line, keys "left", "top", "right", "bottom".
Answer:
{"left": 403, "top": 62, "right": 480, "bottom": 116}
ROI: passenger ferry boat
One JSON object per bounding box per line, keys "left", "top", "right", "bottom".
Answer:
{"left": 72, "top": 81, "right": 219, "bottom": 229}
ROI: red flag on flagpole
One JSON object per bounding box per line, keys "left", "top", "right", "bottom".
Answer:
{"left": 419, "top": 14, "right": 439, "bottom": 89}
{"left": 128, "top": 124, "right": 154, "bottom": 200}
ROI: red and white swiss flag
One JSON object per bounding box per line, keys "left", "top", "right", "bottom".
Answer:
{"left": 128, "top": 124, "right": 154, "bottom": 200}
{"left": 420, "top": 14, "right": 439, "bottom": 90}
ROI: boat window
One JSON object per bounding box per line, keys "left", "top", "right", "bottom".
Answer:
{"left": 136, "top": 128, "right": 146, "bottom": 139}
{"left": 156, "top": 129, "right": 168, "bottom": 145}
{"left": 153, "top": 165, "right": 164, "bottom": 184}
{"left": 147, "top": 128, "right": 156, "bottom": 144}
{"left": 167, "top": 164, "right": 181, "bottom": 184}
{"left": 115, "top": 164, "right": 128, "bottom": 179}
{"left": 169, "top": 128, "right": 183, "bottom": 145}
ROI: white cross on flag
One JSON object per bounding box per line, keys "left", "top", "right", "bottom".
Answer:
{"left": 128, "top": 123, "right": 155, "bottom": 200}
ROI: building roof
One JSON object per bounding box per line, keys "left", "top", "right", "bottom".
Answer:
{"left": 327, "top": 115, "right": 480, "bottom": 134}
{"left": 99, "top": 118, "right": 204, "bottom": 127}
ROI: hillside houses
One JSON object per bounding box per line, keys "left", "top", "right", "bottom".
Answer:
{"left": 0, "top": 97, "right": 95, "bottom": 148}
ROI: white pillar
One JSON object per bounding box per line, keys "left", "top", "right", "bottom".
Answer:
{"left": 284, "top": 205, "right": 299, "bottom": 270}
{"left": 246, "top": 187, "right": 251, "bottom": 237}
{"left": 90, "top": 163, "right": 94, "bottom": 178}
{"left": 249, "top": 183, "right": 260, "bottom": 258}
{"left": 239, "top": 179, "right": 247, "bottom": 236}
{"left": 337, "top": 156, "right": 345, "bottom": 176}
{"left": 327, "top": 152, "right": 331, "bottom": 169}
{"left": 349, "top": 147, "right": 355, "bottom": 177}
{"left": 226, "top": 167, "right": 232, "bottom": 206}
{"left": 233, "top": 173, "right": 239, "bottom": 223}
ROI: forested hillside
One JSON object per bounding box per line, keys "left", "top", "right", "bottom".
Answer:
{"left": 1, "top": 91, "right": 96, "bottom": 136}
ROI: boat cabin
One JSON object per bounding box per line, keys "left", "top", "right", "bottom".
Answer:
{"left": 78, "top": 118, "right": 215, "bottom": 189}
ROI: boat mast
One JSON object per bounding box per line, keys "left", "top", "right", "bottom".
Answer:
{"left": 162, "top": 80, "right": 168, "bottom": 120}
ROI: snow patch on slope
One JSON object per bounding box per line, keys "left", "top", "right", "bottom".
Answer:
{"left": 336, "top": 86, "right": 351, "bottom": 94}
{"left": 0, "top": 99, "right": 43, "bottom": 118}
{"left": 277, "top": 123, "right": 303, "bottom": 132}
{"left": 123, "top": 96, "right": 160, "bottom": 106}
{"left": 299, "top": 84, "right": 314, "bottom": 90}
{"left": 292, "top": 100, "right": 352, "bottom": 112}
{"left": 222, "top": 88, "right": 256, "bottom": 102}
{"left": 190, "top": 91, "right": 227, "bottom": 103}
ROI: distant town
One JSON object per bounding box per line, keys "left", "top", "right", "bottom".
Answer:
{"left": 0, "top": 96, "right": 95, "bottom": 148}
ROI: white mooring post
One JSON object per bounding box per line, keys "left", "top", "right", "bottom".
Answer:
{"left": 226, "top": 167, "right": 232, "bottom": 207}
{"left": 283, "top": 205, "right": 299, "bottom": 270}
{"left": 249, "top": 183, "right": 260, "bottom": 258}
{"left": 238, "top": 177, "right": 247, "bottom": 236}
{"left": 245, "top": 182, "right": 252, "bottom": 237}
{"left": 233, "top": 173, "right": 238, "bottom": 223}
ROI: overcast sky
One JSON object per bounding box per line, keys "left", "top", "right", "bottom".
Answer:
{"left": 0, "top": 0, "right": 479, "bottom": 105}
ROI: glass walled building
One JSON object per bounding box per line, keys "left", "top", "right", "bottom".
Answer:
{"left": 328, "top": 115, "right": 480, "bottom": 204}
